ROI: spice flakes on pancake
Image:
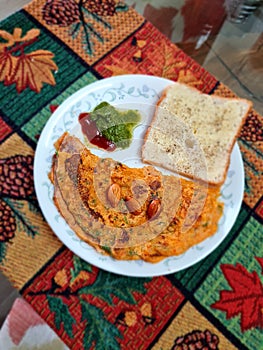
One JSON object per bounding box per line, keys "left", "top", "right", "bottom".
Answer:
{"left": 50, "top": 132, "right": 224, "bottom": 263}
{"left": 78, "top": 147, "right": 182, "bottom": 249}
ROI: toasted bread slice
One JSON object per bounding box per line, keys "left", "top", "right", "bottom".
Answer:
{"left": 142, "top": 83, "right": 252, "bottom": 185}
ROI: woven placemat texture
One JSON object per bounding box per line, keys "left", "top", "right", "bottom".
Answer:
{"left": 0, "top": 1, "right": 262, "bottom": 349}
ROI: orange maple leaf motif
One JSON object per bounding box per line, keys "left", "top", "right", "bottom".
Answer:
{"left": 211, "top": 258, "right": 263, "bottom": 332}
{"left": 0, "top": 28, "right": 58, "bottom": 93}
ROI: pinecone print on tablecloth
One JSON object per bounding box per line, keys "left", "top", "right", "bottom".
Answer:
{"left": 0, "top": 155, "right": 34, "bottom": 199}
{"left": 42, "top": 0, "right": 128, "bottom": 56}
{"left": 0, "top": 155, "right": 34, "bottom": 243}
{"left": 0, "top": 199, "right": 16, "bottom": 242}
{"left": 240, "top": 112, "right": 263, "bottom": 142}
{"left": 42, "top": 0, "right": 80, "bottom": 26}
{"left": 0, "top": 155, "right": 39, "bottom": 260}
{"left": 84, "top": 0, "right": 117, "bottom": 16}
{"left": 172, "top": 329, "right": 219, "bottom": 350}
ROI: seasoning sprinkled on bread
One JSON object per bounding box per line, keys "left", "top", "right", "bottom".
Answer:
{"left": 142, "top": 83, "right": 252, "bottom": 186}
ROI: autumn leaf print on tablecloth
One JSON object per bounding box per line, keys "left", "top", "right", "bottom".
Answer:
{"left": 0, "top": 28, "right": 58, "bottom": 93}
{"left": 25, "top": 255, "right": 151, "bottom": 349}
{"left": 211, "top": 257, "right": 263, "bottom": 332}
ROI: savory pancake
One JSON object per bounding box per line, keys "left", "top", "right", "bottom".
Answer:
{"left": 50, "top": 133, "right": 108, "bottom": 255}
{"left": 50, "top": 132, "right": 223, "bottom": 263}
{"left": 78, "top": 147, "right": 182, "bottom": 247}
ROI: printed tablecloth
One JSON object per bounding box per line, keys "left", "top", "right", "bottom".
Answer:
{"left": 0, "top": 298, "right": 69, "bottom": 349}
{"left": 0, "top": 1, "right": 262, "bottom": 349}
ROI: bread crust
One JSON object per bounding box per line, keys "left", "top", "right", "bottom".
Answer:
{"left": 141, "top": 83, "right": 252, "bottom": 186}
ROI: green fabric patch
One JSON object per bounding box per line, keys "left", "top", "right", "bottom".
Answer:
{"left": 194, "top": 216, "right": 263, "bottom": 350}
{"left": 0, "top": 11, "right": 87, "bottom": 127}
{"left": 22, "top": 72, "right": 98, "bottom": 142}
{"left": 174, "top": 205, "right": 250, "bottom": 291}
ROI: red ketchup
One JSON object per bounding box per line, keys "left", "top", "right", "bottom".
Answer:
{"left": 78, "top": 113, "right": 116, "bottom": 152}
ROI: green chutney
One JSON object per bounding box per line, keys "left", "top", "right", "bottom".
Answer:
{"left": 90, "top": 102, "right": 141, "bottom": 149}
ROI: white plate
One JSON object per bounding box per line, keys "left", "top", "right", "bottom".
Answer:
{"left": 34, "top": 74, "right": 244, "bottom": 277}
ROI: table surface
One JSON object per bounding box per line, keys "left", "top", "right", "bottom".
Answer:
{"left": 0, "top": 0, "right": 262, "bottom": 114}
{"left": 0, "top": 1, "right": 262, "bottom": 349}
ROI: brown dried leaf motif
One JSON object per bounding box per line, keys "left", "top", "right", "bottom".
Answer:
{"left": 0, "top": 28, "right": 57, "bottom": 93}
{"left": 0, "top": 28, "right": 40, "bottom": 51}
{"left": 0, "top": 51, "right": 17, "bottom": 83}
{"left": 10, "top": 50, "right": 57, "bottom": 93}
{"left": 0, "top": 30, "right": 16, "bottom": 50}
